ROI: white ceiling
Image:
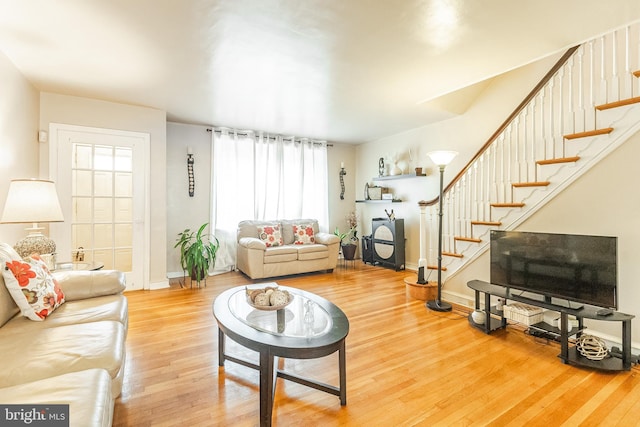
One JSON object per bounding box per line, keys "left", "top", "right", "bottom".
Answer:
{"left": 1, "top": 1, "right": 639, "bottom": 144}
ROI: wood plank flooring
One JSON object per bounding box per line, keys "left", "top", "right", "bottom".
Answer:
{"left": 113, "top": 263, "right": 640, "bottom": 426}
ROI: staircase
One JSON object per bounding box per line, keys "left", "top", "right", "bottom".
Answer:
{"left": 426, "top": 22, "right": 640, "bottom": 283}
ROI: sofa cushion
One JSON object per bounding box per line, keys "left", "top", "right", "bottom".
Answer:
{"left": 257, "top": 223, "right": 284, "bottom": 247}
{"left": 0, "top": 294, "right": 128, "bottom": 334}
{"left": 0, "top": 320, "right": 125, "bottom": 389}
{"left": 263, "top": 245, "right": 298, "bottom": 264}
{"left": 0, "top": 369, "right": 114, "bottom": 427}
{"left": 2, "top": 255, "right": 65, "bottom": 321}
{"left": 297, "top": 244, "right": 329, "bottom": 260}
{"left": 293, "top": 223, "right": 316, "bottom": 245}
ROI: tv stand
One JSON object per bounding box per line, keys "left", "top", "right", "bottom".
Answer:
{"left": 467, "top": 280, "right": 635, "bottom": 371}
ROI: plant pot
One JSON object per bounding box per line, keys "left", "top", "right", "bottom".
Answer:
{"left": 404, "top": 279, "right": 437, "bottom": 301}
{"left": 341, "top": 244, "right": 357, "bottom": 260}
{"left": 190, "top": 266, "right": 207, "bottom": 282}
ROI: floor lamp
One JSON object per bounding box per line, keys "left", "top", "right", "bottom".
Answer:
{"left": 426, "top": 150, "right": 458, "bottom": 312}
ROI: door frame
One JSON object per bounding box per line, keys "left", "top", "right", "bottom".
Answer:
{"left": 48, "top": 123, "right": 151, "bottom": 291}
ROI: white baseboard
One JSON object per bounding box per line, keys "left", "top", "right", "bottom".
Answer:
{"left": 149, "top": 279, "right": 170, "bottom": 290}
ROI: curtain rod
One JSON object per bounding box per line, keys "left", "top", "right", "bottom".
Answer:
{"left": 206, "top": 128, "right": 332, "bottom": 146}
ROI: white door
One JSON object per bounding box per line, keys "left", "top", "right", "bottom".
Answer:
{"left": 49, "top": 124, "right": 149, "bottom": 291}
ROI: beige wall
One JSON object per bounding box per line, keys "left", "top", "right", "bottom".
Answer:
{"left": 355, "top": 53, "right": 563, "bottom": 269}
{"left": 0, "top": 51, "right": 40, "bottom": 245}
{"left": 39, "top": 93, "right": 168, "bottom": 289}
{"left": 166, "top": 122, "right": 212, "bottom": 275}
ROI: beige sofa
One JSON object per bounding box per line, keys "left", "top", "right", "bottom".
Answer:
{"left": 0, "top": 248, "right": 127, "bottom": 427}
{"left": 237, "top": 219, "right": 340, "bottom": 279}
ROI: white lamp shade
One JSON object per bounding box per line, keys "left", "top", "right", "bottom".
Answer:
{"left": 1, "top": 179, "right": 64, "bottom": 224}
{"left": 427, "top": 150, "right": 458, "bottom": 167}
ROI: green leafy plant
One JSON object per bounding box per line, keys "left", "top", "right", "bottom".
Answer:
{"left": 174, "top": 222, "right": 219, "bottom": 284}
{"left": 334, "top": 226, "right": 357, "bottom": 245}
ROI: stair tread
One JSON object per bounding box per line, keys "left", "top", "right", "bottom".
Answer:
{"left": 442, "top": 251, "right": 464, "bottom": 258}
{"left": 633, "top": 70, "right": 640, "bottom": 78}
{"left": 596, "top": 96, "right": 640, "bottom": 111}
{"left": 427, "top": 265, "right": 448, "bottom": 271}
{"left": 455, "top": 236, "right": 482, "bottom": 243}
{"left": 491, "top": 202, "right": 525, "bottom": 208}
{"left": 564, "top": 127, "right": 614, "bottom": 140}
{"left": 512, "top": 181, "right": 551, "bottom": 188}
{"left": 471, "top": 221, "right": 502, "bottom": 226}
{"left": 537, "top": 156, "right": 580, "bottom": 165}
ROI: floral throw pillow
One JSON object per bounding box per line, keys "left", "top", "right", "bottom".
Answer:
{"left": 293, "top": 224, "right": 315, "bottom": 245}
{"left": 257, "top": 224, "right": 284, "bottom": 247}
{"left": 2, "top": 254, "right": 65, "bottom": 321}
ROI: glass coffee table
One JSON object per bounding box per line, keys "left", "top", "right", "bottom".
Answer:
{"left": 213, "top": 284, "right": 349, "bottom": 427}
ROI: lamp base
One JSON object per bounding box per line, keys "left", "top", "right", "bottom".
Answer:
{"left": 14, "top": 233, "right": 56, "bottom": 259}
{"left": 426, "top": 299, "right": 452, "bottom": 312}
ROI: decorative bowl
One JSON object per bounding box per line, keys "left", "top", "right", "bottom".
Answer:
{"left": 245, "top": 286, "right": 294, "bottom": 311}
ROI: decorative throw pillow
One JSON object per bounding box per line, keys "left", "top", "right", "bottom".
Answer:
{"left": 2, "top": 254, "right": 65, "bottom": 321}
{"left": 293, "top": 224, "right": 315, "bottom": 245}
{"left": 257, "top": 224, "right": 284, "bottom": 247}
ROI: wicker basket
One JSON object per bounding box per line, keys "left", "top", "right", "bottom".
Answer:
{"left": 503, "top": 303, "right": 544, "bottom": 326}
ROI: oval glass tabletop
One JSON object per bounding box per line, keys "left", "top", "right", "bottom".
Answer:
{"left": 228, "top": 287, "right": 332, "bottom": 338}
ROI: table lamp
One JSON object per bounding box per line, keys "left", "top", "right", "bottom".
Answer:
{"left": 1, "top": 179, "right": 64, "bottom": 262}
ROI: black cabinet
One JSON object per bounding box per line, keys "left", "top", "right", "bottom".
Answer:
{"left": 372, "top": 218, "right": 405, "bottom": 271}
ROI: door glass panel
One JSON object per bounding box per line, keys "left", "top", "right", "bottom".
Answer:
{"left": 94, "top": 171, "right": 113, "bottom": 197}
{"left": 94, "top": 224, "right": 113, "bottom": 248}
{"left": 114, "top": 198, "right": 132, "bottom": 222}
{"left": 93, "top": 198, "right": 113, "bottom": 222}
{"left": 94, "top": 249, "right": 111, "bottom": 269}
{"left": 72, "top": 170, "right": 92, "bottom": 196}
{"left": 115, "top": 148, "right": 132, "bottom": 171}
{"left": 114, "top": 172, "right": 132, "bottom": 197}
{"left": 72, "top": 224, "right": 92, "bottom": 251}
{"left": 115, "top": 224, "right": 132, "bottom": 247}
{"left": 94, "top": 146, "right": 113, "bottom": 171}
{"left": 114, "top": 248, "right": 132, "bottom": 271}
{"left": 73, "top": 197, "right": 92, "bottom": 222}
{"left": 73, "top": 144, "right": 93, "bottom": 169}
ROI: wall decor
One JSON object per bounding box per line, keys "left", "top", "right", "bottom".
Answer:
{"left": 187, "top": 147, "right": 195, "bottom": 197}
{"left": 339, "top": 162, "right": 346, "bottom": 200}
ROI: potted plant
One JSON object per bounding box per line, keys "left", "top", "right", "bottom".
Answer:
{"left": 174, "top": 222, "right": 219, "bottom": 287}
{"left": 335, "top": 212, "right": 359, "bottom": 260}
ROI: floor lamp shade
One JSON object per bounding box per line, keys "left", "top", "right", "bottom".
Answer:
{"left": 1, "top": 179, "right": 64, "bottom": 258}
{"left": 426, "top": 150, "right": 457, "bottom": 312}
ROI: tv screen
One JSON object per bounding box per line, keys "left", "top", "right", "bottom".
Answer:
{"left": 490, "top": 230, "right": 617, "bottom": 309}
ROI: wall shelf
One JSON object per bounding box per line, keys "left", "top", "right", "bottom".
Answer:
{"left": 356, "top": 199, "right": 402, "bottom": 203}
{"left": 372, "top": 173, "right": 427, "bottom": 181}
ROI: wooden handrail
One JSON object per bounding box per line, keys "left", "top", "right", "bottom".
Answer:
{"left": 422, "top": 45, "right": 580, "bottom": 207}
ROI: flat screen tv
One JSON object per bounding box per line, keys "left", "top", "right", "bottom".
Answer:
{"left": 490, "top": 230, "right": 617, "bottom": 310}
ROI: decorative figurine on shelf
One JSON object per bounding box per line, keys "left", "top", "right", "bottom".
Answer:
{"left": 385, "top": 209, "right": 395, "bottom": 221}
{"left": 378, "top": 157, "right": 385, "bottom": 177}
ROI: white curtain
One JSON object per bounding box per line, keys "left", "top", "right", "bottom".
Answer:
{"left": 210, "top": 128, "right": 329, "bottom": 272}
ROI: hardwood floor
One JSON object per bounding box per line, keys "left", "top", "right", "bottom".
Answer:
{"left": 113, "top": 263, "right": 640, "bottom": 426}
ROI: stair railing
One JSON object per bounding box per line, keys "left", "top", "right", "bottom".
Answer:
{"left": 426, "top": 21, "right": 640, "bottom": 278}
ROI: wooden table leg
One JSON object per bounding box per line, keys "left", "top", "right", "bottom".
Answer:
{"left": 339, "top": 339, "right": 347, "bottom": 405}
{"left": 259, "top": 350, "right": 275, "bottom": 427}
{"left": 218, "top": 328, "right": 225, "bottom": 366}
